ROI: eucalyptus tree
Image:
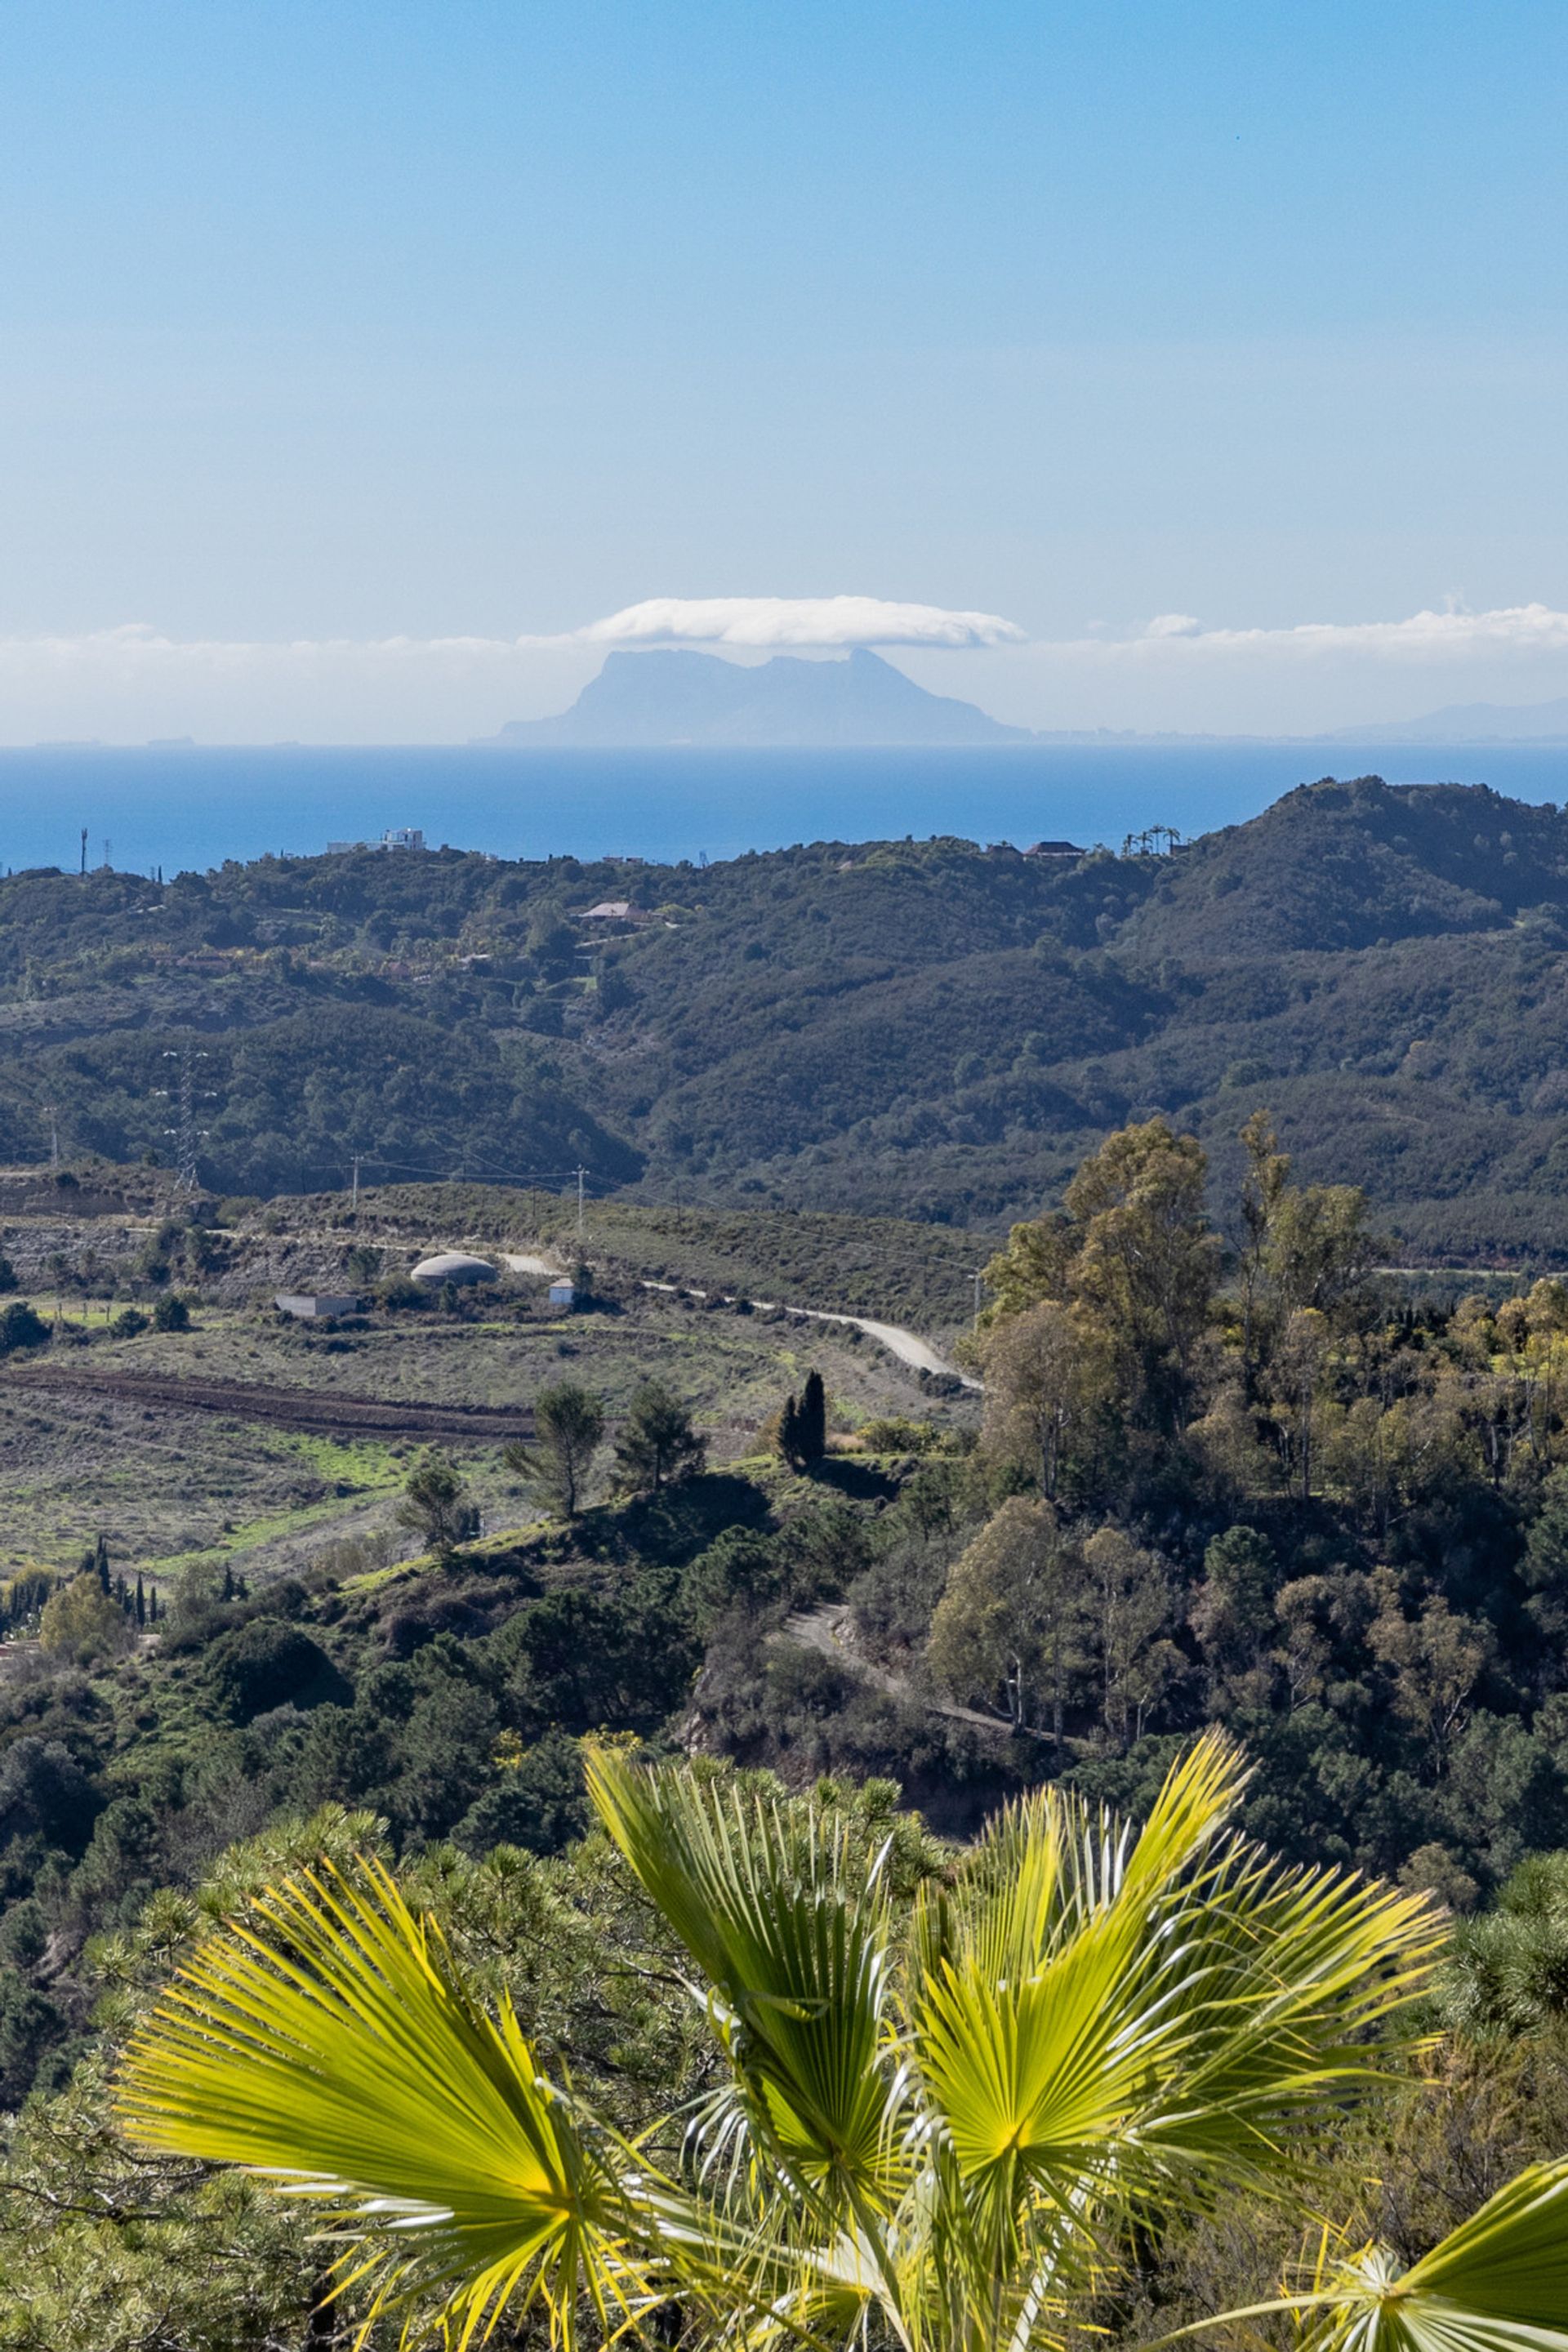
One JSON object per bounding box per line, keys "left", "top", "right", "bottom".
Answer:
{"left": 118, "top": 1735, "right": 1568, "bottom": 2352}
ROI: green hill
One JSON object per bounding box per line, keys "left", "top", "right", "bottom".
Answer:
{"left": 7, "top": 773, "right": 1568, "bottom": 1258}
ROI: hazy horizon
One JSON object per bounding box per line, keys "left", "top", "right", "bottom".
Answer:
{"left": 2, "top": 5, "right": 1567, "bottom": 742}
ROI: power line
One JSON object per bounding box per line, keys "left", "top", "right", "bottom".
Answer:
{"left": 157, "top": 1045, "right": 217, "bottom": 1192}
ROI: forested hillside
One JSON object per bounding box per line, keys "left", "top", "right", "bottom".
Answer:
{"left": 8, "top": 772, "right": 1568, "bottom": 1255}
{"left": 11, "top": 1113, "right": 1568, "bottom": 2344}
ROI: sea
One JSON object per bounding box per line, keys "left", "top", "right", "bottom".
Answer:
{"left": 4, "top": 740, "right": 1568, "bottom": 875}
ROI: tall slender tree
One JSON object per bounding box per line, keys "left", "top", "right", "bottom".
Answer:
{"left": 797, "top": 1368, "right": 827, "bottom": 1467}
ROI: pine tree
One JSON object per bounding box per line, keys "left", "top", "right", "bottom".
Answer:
{"left": 613, "top": 1381, "right": 706, "bottom": 1494}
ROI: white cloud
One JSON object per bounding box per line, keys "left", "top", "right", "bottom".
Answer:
{"left": 6, "top": 599, "right": 1568, "bottom": 741}
{"left": 1114, "top": 601, "right": 1568, "bottom": 662}
{"left": 574, "top": 595, "right": 1027, "bottom": 648}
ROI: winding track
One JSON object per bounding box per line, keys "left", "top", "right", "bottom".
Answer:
{"left": 505, "top": 1254, "right": 980, "bottom": 1388}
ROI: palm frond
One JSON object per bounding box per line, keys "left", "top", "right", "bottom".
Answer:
{"left": 910, "top": 1732, "right": 1243, "bottom": 2011}
{"left": 908, "top": 1736, "right": 1443, "bottom": 2352}
{"left": 1181, "top": 2163, "right": 1568, "bottom": 2352}
{"left": 115, "top": 1855, "right": 654, "bottom": 2351}
{"left": 1137, "top": 1846, "right": 1444, "bottom": 2173}
{"left": 586, "top": 1746, "right": 905, "bottom": 2222}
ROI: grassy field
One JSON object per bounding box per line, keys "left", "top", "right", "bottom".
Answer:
{"left": 244, "top": 1183, "right": 986, "bottom": 1332}
{"left": 0, "top": 1218, "right": 977, "bottom": 1586}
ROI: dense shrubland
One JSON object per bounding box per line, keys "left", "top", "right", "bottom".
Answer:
{"left": 11, "top": 1091, "right": 1568, "bottom": 2338}
{"left": 12, "top": 776, "right": 1568, "bottom": 1241}
{"left": 16, "top": 1107, "right": 1568, "bottom": 2125}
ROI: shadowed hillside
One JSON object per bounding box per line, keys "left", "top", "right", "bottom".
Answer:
{"left": 7, "top": 774, "right": 1568, "bottom": 1256}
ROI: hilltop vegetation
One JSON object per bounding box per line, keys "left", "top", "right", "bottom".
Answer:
{"left": 9, "top": 1112, "right": 1568, "bottom": 2097}
{"left": 9, "top": 773, "right": 1568, "bottom": 1254}
{"left": 16, "top": 782, "right": 1568, "bottom": 2344}
{"left": 11, "top": 1116, "right": 1568, "bottom": 2344}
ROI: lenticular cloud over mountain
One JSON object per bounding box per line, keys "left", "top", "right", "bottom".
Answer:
{"left": 575, "top": 596, "right": 1027, "bottom": 649}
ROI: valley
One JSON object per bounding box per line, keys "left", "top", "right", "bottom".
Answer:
{"left": 8, "top": 783, "right": 1568, "bottom": 2345}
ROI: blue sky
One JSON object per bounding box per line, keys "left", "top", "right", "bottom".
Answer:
{"left": 2, "top": 1, "right": 1567, "bottom": 737}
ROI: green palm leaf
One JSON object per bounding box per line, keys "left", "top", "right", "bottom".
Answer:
{"left": 907, "top": 1737, "right": 1443, "bottom": 2352}
{"left": 915, "top": 1735, "right": 1440, "bottom": 2189}
{"left": 115, "top": 1855, "right": 654, "bottom": 2350}
{"left": 586, "top": 1744, "right": 903, "bottom": 2217}
{"left": 1183, "top": 2161, "right": 1568, "bottom": 2352}
{"left": 109, "top": 1740, "right": 1480, "bottom": 2352}
{"left": 1352, "top": 2159, "right": 1568, "bottom": 2352}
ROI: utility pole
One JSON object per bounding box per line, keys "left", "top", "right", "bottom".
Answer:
{"left": 44, "top": 1102, "right": 59, "bottom": 1169}
{"left": 973, "top": 1268, "right": 985, "bottom": 1327}
{"left": 575, "top": 1165, "right": 588, "bottom": 1241}
{"left": 79, "top": 827, "right": 87, "bottom": 877}
{"left": 350, "top": 1154, "right": 363, "bottom": 1210}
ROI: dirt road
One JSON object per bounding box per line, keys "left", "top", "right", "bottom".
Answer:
{"left": 781, "top": 1602, "right": 1022, "bottom": 1734}
{"left": 635, "top": 1278, "right": 980, "bottom": 1388}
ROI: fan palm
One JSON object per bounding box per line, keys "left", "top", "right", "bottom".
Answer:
{"left": 116, "top": 1734, "right": 1568, "bottom": 2352}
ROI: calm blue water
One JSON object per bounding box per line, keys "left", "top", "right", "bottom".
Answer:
{"left": 3, "top": 742, "right": 1568, "bottom": 875}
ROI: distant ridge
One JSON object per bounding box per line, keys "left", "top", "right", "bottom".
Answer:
{"left": 476, "top": 647, "right": 1034, "bottom": 748}
{"left": 1324, "top": 697, "right": 1568, "bottom": 746}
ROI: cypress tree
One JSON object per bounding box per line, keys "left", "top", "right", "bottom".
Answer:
{"left": 95, "top": 1534, "right": 110, "bottom": 1596}
{"left": 135, "top": 1575, "right": 145, "bottom": 1627}
{"left": 775, "top": 1392, "right": 803, "bottom": 1470}
{"left": 799, "top": 1370, "right": 827, "bottom": 1468}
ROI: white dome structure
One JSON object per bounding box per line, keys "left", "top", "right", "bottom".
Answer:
{"left": 409, "top": 1251, "right": 498, "bottom": 1286}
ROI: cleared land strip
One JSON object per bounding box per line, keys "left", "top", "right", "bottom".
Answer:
{"left": 0, "top": 1364, "right": 536, "bottom": 1442}
{"left": 780, "top": 1602, "right": 1027, "bottom": 1736}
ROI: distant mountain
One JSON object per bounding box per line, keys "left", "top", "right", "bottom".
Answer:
{"left": 478, "top": 648, "right": 1034, "bottom": 747}
{"left": 1325, "top": 697, "right": 1568, "bottom": 745}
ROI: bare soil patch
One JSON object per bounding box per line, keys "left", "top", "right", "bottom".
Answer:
{"left": 0, "top": 1363, "right": 535, "bottom": 1442}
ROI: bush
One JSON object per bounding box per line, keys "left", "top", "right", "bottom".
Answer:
{"left": 0, "top": 1299, "right": 48, "bottom": 1355}
{"left": 453, "top": 1729, "right": 589, "bottom": 1856}
{"left": 37, "top": 1575, "right": 132, "bottom": 1664}
{"left": 684, "top": 1528, "right": 786, "bottom": 1628}
{"left": 203, "top": 1619, "right": 350, "bottom": 1724}
{"left": 110, "top": 1307, "right": 149, "bottom": 1339}
{"left": 859, "top": 1415, "right": 942, "bottom": 1455}
{"left": 395, "top": 1450, "right": 479, "bottom": 1564}
{"left": 377, "top": 1274, "right": 430, "bottom": 1311}
{"left": 152, "top": 1293, "right": 191, "bottom": 1333}
{"left": 615, "top": 1380, "right": 706, "bottom": 1494}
